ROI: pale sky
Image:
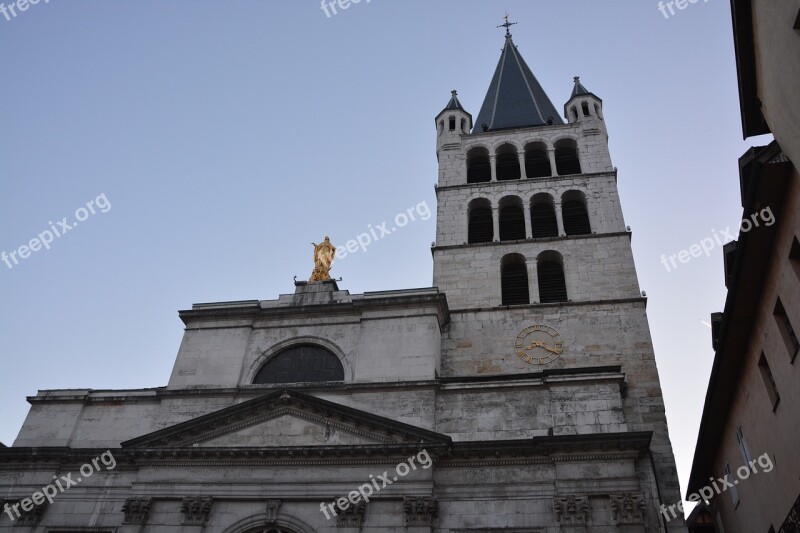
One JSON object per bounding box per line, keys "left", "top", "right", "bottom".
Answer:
{"left": 0, "top": 0, "right": 772, "bottom": 510}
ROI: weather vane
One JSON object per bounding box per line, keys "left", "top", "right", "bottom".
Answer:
{"left": 497, "top": 13, "right": 517, "bottom": 36}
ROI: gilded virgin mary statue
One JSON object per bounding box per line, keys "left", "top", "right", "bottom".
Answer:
{"left": 309, "top": 236, "right": 336, "bottom": 282}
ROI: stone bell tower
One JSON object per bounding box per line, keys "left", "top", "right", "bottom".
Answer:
{"left": 431, "top": 24, "right": 687, "bottom": 531}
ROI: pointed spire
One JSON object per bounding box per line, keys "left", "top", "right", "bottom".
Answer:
{"left": 473, "top": 35, "right": 564, "bottom": 132}
{"left": 571, "top": 76, "right": 591, "bottom": 98}
{"left": 566, "top": 76, "right": 602, "bottom": 105}
{"left": 442, "top": 90, "right": 465, "bottom": 112}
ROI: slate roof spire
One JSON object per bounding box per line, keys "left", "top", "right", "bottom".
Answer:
{"left": 571, "top": 76, "right": 591, "bottom": 98}
{"left": 473, "top": 31, "right": 564, "bottom": 132}
{"left": 442, "top": 90, "right": 465, "bottom": 113}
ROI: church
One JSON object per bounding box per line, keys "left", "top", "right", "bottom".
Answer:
{"left": 0, "top": 26, "right": 685, "bottom": 532}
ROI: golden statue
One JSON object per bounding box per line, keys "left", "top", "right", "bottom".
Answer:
{"left": 309, "top": 236, "right": 336, "bottom": 282}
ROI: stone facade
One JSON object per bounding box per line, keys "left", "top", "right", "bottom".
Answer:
{"left": 0, "top": 34, "right": 685, "bottom": 532}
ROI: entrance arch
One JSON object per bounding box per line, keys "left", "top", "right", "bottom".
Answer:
{"left": 223, "top": 514, "right": 315, "bottom": 533}
{"left": 242, "top": 529, "right": 299, "bottom": 533}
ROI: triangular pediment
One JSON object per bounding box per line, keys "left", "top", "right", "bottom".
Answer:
{"left": 191, "top": 409, "right": 393, "bottom": 447}
{"left": 122, "top": 389, "right": 450, "bottom": 449}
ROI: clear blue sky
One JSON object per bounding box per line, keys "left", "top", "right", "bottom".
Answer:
{"left": 0, "top": 0, "right": 771, "bottom": 507}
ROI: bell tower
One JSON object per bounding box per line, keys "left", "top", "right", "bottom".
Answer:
{"left": 432, "top": 31, "right": 623, "bottom": 309}
{"left": 431, "top": 24, "right": 686, "bottom": 530}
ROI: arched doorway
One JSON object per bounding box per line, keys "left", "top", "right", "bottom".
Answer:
{"left": 242, "top": 528, "right": 299, "bottom": 533}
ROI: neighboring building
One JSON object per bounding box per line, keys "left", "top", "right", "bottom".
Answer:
{"left": 685, "top": 503, "right": 716, "bottom": 533}
{"left": 686, "top": 0, "right": 800, "bottom": 531}
{"left": 0, "top": 29, "right": 685, "bottom": 532}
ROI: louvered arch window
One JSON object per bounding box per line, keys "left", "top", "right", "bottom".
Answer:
{"left": 525, "top": 142, "right": 551, "bottom": 178}
{"left": 537, "top": 252, "right": 568, "bottom": 303}
{"left": 254, "top": 344, "right": 344, "bottom": 384}
{"left": 501, "top": 254, "right": 529, "bottom": 306}
{"left": 531, "top": 193, "right": 558, "bottom": 238}
{"left": 468, "top": 198, "right": 493, "bottom": 244}
{"left": 562, "top": 190, "right": 591, "bottom": 236}
{"left": 467, "top": 147, "right": 491, "bottom": 184}
{"left": 499, "top": 196, "right": 526, "bottom": 241}
{"left": 496, "top": 144, "right": 521, "bottom": 181}
{"left": 555, "top": 139, "right": 581, "bottom": 175}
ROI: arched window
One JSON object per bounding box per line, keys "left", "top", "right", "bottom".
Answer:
{"left": 496, "top": 144, "right": 521, "bottom": 181}
{"left": 562, "top": 190, "right": 592, "bottom": 236}
{"left": 570, "top": 106, "right": 578, "bottom": 122}
{"left": 530, "top": 193, "right": 558, "bottom": 238}
{"left": 555, "top": 139, "right": 581, "bottom": 175}
{"left": 525, "top": 142, "right": 551, "bottom": 178}
{"left": 581, "top": 102, "right": 590, "bottom": 117}
{"left": 468, "top": 198, "right": 493, "bottom": 244}
{"left": 467, "top": 147, "right": 491, "bottom": 184}
{"left": 254, "top": 344, "right": 344, "bottom": 384}
{"left": 499, "top": 196, "right": 525, "bottom": 241}
{"left": 448, "top": 116, "right": 456, "bottom": 131}
{"left": 594, "top": 103, "right": 603, "bottom": 119}
{"left": 501, "top": 254, "right": 529, "bottom": 306}
{"left": 537, "top": 251, "right": 568, "bottom": 303}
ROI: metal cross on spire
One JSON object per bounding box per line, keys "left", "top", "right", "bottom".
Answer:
{"left": 497, "top": 14, "right": 517, "bottom": 36}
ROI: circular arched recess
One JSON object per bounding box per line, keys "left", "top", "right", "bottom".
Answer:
{"left": 252, "top": 343, "right": 345, "bottom": 385}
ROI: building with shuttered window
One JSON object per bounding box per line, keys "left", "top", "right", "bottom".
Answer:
{"left": 686, "top": 1, "right": 800, "bottom": 531}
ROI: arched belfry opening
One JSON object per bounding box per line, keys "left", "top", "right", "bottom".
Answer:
{"left": 468, "top": 198, "right": 494, "bottom": 243}
{"left": 525, "top": 142, "right": 551, "bottom": 178}
{"left": 562, "top": 190, "right": 592, "bottom": 236}
{"left": 499, "top": 196, "right": 526, "bottom": 241}
{"left": 530, "top": 193, "right": 559, "bottom": 238}
{"left": 554, "top": 139, "right": 582, "bottom": 175}
{"left": 501, "top": 254, "right": 530, "bottom": 306}
{"left": 467, "top": 147, "right": 491, "bottom": 183}
{"left": 537, "top": 251, "right": 568, "bottom": 304}
{"left": 496, "top": 144, "right": 521, "bottom": 181}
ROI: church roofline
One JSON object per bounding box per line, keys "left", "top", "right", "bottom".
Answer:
{"left": 179, "top": 287, "right": 450, "bottom": 328}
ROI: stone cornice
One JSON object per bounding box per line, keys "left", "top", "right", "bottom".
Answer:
{"left": 179, "top": 291, "right": 450, "bottom": 329}
{"left": 431, "top": 231, "right": 632, "bottom": 253}
{"left": 27, "top": 366, "right": 626, "bottom": 405}
{"left": 23, "top": 365, "right": 624, "bottom": 406}
{"left": 0, "top": 431, "right": 652, "bottom": 469}
{"left": 433, "top": 170, "right": 616, "bottom": 194}
{"left": 447, "top": 296, "right": 647, "bottom": 314}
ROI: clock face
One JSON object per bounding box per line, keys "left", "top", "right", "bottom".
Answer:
{"left": 514, "top": 324, "right": 563, "bottom": 365}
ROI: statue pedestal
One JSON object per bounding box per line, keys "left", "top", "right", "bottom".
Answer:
{"left": 294, "top": 279, "right": 339, "bottom": 294}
